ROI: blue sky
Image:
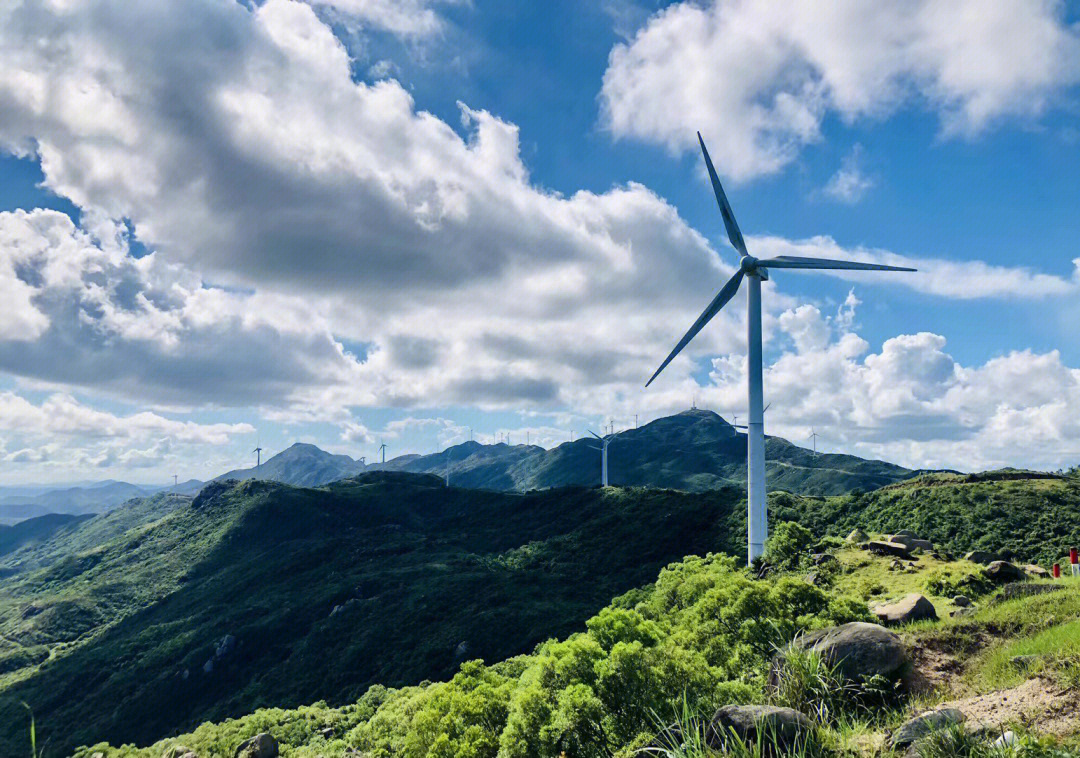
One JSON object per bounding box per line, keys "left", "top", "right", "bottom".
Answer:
{"left": 0, "top": 0, "right": 1079, "bottom": 483}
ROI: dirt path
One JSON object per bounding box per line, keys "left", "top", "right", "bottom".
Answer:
{"left": 939, "top": 677, "right": 1080, "bottom": 737}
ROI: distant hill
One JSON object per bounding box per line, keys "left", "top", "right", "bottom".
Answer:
{"left": 0, "top": 480, "right": 159, "bottom": 523}
{"left": 0, "top": 473, "right": 744, "bottom": 755}
{"left": 214, "top": 442, "right": 367, "bottom": 486}
{"left": 391, "top": 409, "right": 918, "bottom": 495}
{"left": 0, "top": 513, "right": 92, "bottom": 565}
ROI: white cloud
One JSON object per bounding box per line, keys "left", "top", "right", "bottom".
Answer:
{"left": 822, "top": 144, "right": 873, "bottom": 203}
{"left": 600, "top": 0, "right": 1080, "bottom": 180}
{"left": 307, "top": 0, "right": 459, "bottom": 38}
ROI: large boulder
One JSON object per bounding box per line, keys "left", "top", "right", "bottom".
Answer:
{"left": 873, "top": 594, "right": 938, "bottom": 626}
{"left": 952, "top": 595, "right": 972, "bottom": 607}
{"left": 889, "top": 533, "right": 932, "bottom": 551}
{"left": 163, "top": 749, "right": 195, "bottom": 758}
{"left": 964, "top": 550, "right": 1001, "bottom": 565}
{"left": 707, "top": 705, "right": 813, "bottom": 754}
{"left": 1023, "top": 564, "right": 1050, "bottom": 578}
{"left": 984, "top": 561, "right": 1026, "bottom": 583}
{"left": 866, "top": 541, "right": 913, "bottom": 559}
{"left": 890, "top": 708, "right": 965, "bottom": 749}
{"left": 235, "top": 733, "right": 278, "bottom": 758}
{"left": 846, "top": 528, "right": 868, "bottom": 543}
{"left": 778, "top": 622, "right": 907, "bottom": 684}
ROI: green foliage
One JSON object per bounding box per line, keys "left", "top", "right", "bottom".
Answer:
{"left": 924, "top": 565, "right": 993, "bottom": 598}
{"left": 762, "top": 522, "right": 815, "bottom": 572}
{"left": 912, "top": 724, "right": 1080, "bottom": 757}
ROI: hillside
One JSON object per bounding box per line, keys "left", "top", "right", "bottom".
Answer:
{"left": 392, "top": 409, "right": 918, "bottom": 495}
{"left": 72, "top": 525, "right": 1080, "bottom": 758}
{"left": 0, "top": 474, "right": 745, "bottom": 755}
{"left": 771, "top": 469, "right": 1080, "bottom": 565}
{"left": 0, "top": 513, "right": 92, "bottom": 566}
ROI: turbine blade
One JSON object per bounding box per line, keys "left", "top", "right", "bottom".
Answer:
{"left": 588, "top": 429, "right": 602, "bottom": 440}
{"left": 646, "top": 269, "right": 744, "bottom": 387}
{"left": 758, "top": 255, "right": 916, "bottom": 272}
{"left": 698, "top": 132, "right": 747, "bottom": 257}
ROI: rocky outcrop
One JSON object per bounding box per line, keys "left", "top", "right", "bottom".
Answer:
{"left": 708, "top": 705, "right": 813, "bottom": 755}
{"left": 873, "top": 594, "right": 938, "bottom": 625}
{"left": 984, "top": 561, "right": 1026, "bottom": 583}
{"left": 778, "top": 622, "right": 907, "bottom": 684}
{"left": 866, "top": 540, "right": 913, "bottom": 559}
{"left": 889, "top": 532, "right": 933, "bottom": 551}
{"left": 846, "top": 528, "right": 868, "bottom": 543}
{"left": 1023, "top": 564, "right": 1050, "bottom": 578}
{"left": 235, "top": 733, "right": 278, "bottom": 758}
{"left": 890, "top": 708, "right": 964, "bottom": 749}
{"left": 964, "top": 550, "right": 1001, "bottom": 565}
{"left": 952, "top": 595, "right": 972, "bottom": 607}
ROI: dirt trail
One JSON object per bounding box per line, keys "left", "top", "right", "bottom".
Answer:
{"left": 939, "top": 677, "right": 1080, "bottom": 737}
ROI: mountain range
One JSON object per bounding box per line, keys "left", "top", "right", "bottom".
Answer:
{"left": 0, "top": 410, "right": 921, "bottom": 528}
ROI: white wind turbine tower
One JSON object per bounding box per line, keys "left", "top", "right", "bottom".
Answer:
{"left": 809, "top": 428, "right": 820, "bottom": 455}
{"left": 378, "top": 442, "right": 387, "bottom": 464}
{"left": 587, "top": 430, "right": 613, "bottom": 487}
{"left": 647, "top": 132, "right": 915, "bottom": 565}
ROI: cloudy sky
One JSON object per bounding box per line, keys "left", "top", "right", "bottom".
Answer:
{"left": 0, "top": 0, "right": 1079, "bottom": 484}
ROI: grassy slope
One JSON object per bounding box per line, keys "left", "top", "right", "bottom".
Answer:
{"left": 0, "top": 474, "right": 745, "bottom": 756}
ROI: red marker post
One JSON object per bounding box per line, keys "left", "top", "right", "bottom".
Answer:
{"left": 1072, "top": 548, "right": 1079, "bottom": 577}
{"left": 1053, "top": 564, "right": 1061, "bottom": 578}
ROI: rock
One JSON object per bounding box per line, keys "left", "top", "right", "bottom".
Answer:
{"left": 1011, "top": 654, "right": 1038, "bottom": 669}
{"left": 873, "top": 594, "right": 938, "bottom": 626}
{"left": 707, "top": 705, "right": 813, "bottom": 754}
{"left": 892, "top": 529, "right": 918, "bottom": 539}
{"left": 890, "top": 559, "right": 904, "bottom": 571}
{"left": 90, "top": 753, "right": 106, "bottom": 758}
{"left": 846, "top": 528, "right": 868, "bottom": 543}
{"left": 811, "top": 553, "right": 837, "bottom": 566}
{"left": 202, "top": 658, "right": 214, "bottom": 674}
{"left": 993, "top": 730, "right": 1018, "bottom": 748}
{"left": 804, "top": 572, "right": 820, "bottom": 586}
{"left": 235, "top": 733, "right": 278, "bottom": 758}
{"left": 889, "top": 533, "right": 932, "bottom": 552}
{"left": 890, "top": 708, "right": 965, "bottom": 749}
{"left": 453, "top": 640, "right": 470, "bottom": 660}
{"left": 907, "top": 539, "right": 934, "bottom": 552}
{"left": 778, "top": 622, "right": 907, "bottom": 684}
{"left": 952, "top": 595, "right": 972, "bottom": 607}
{"left": 866, "top": 540, "right": 913, "bottom": 559}
{"left": 163, "top": 748, "right": 194, "bottom": 758}
{"left": 215, "top": 634, "right": 237, "bottom": 659}
{"left": 984, "top": 561, "right": 1026, "bottom": 583}
{"left": 950, "top": 607, "right": 974, "bottom": 618}
{"left": 1023, "top": 564, "right": 1050, "bottom": 578}
{"left": 964, "top": 550, "right": 1001, "bottom": 565}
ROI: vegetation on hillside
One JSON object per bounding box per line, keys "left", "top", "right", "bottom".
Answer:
{"left": 0, "top": 474, "right": 744, "bottom": 756}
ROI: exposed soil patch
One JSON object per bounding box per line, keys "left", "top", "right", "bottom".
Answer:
{"left": 939, "top": 677, "right": 1080, "bottom": 737}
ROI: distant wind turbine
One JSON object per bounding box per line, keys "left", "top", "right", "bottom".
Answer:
{"left": 253, "top": 444, "right": 263, "bottom": 469}
{"left": 646, "top": 132, "right": 915, "bottom": 565}
{"left": 809, "top": 428, "right": 820, "bottom": 455}
{"left": 587, "top": 429, "right": 613, "bottom": 487}
{"left": 359, "top": 455, "right": 366, "bottom": 465}
{"left": 379, "top": 442, "right": 387, "bottom": 464}
{"left": 173, "top": 474, "right": 178, "bottom": 488}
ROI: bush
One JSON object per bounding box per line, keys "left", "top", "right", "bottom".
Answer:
{"left": 924, "top": 566, "right": 993, "bottom": 598}
{"left": 763, "top": 522, "right": 815, "bottom": 572}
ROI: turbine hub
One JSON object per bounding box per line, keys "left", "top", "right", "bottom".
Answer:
{"left": 739, "top": 255, "right": 759, "bottom": 274}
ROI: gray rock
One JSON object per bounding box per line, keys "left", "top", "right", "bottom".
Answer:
{"left": 163, "top": 748, "right": 194, "bottom": 758}
{"left": 1023, "top": 564, "right": 1050, "bottom": 578}
{"left": 215, "top": 634, "right": 236, "bottom": 659}
{"left": 453, "top": 640, "right": 470, "bottom": 660}
{"left": 984, "top": 561, "right": 1026, "bottom": 583}
{"left": 846, "top": 528, "right": 868, "bottom": 543}
{"left": 235, "top": 733, "right": 278, "bottom": 758}
{"left": 867, "top": 540, "right": 913, "bottom": 559}
{"left": 892, "top": 529, "right": 918, "bottom": 539}
{"left": 202, "top": 658, "right": 214, "bottom": 674}
{"left": 889, "top": 533, "right": 932, "bottom": 551}
{"left": 964, "top": 550, "right": 1001, "bottom": 565}
{"left": 778, "top": 622, "right": 907, "bottom": 684}
{"left": 873, "top": 594, "right": 938, "bottom": 626}
{"left": 952, "top": 595, "right": 972, "bottom": 607}
{"left": 1011, "top": 654, "right": 1038, "bottom": 669}
{"left": 890, "top": 708, "right": 965, "bottom": 749}
{"left": 811, "top": 553, "right": 837, "bottom": 566}
{"left": 950, "top": 607, "right": 975, "bottom": 618}
{"left": 707, "top": 705, "right": 813, "bottom": 754}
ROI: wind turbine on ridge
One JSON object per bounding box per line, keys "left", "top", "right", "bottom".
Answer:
{"left": 587, "top": 429, "right": 613, "bottom": 487}
{"left": 253, "top": 442, "right": 263, "bottom": 470}
{"left": 378, "top": 442, "right": 387, "bottom": 464}
{"left": 646, "top": 132, "right": 915, "bottom": 565}
{"left": 809, "top": 428, "right": 820, "bottom": 455}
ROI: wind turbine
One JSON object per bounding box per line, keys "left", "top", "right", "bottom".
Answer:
{"left": 173, "top": 474, "right": 178, "bottom": 489}
{"left": 379, "top": 442, "right": 387, "bottom": 464}
{"left": 646, "top": 132, "right": 915, "bottom": 565}
{"left": 809, "top": 428, "right": 820, "bottom": 455}
{"left": 253, "top": 444, "right": 263, "bottom": 470}
{"left": 359, "top": 455, "right": 366, "bottom": 466}
{"left": 587, "top": 430, "right": 613, "bottom": 487}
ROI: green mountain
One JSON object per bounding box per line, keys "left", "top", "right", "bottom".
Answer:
{"left": 393, "top": 409, "right": 918, "bottom": 495}
{"left": 0, "top": 473, "right": 744, "bottom": 756}
{"left": 214, "top": 442, "right": 367, "bottom": 486}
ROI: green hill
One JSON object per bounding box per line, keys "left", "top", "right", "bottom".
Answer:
{"left": 395, "top": 410, "right": 918, "bottom": 495}
{"left": 0, "top": 473, "right": 745, "bottom": 756}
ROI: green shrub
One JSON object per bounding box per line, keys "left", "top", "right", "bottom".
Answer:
{"left": 924, "top": 566, "right": 993, "bottom": 598}
{"left": 763, "top": 522, "right": 815, "bottom": 572}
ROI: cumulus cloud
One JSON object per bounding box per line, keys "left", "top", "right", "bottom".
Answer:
{"left": 600, "top": 0, "right": 1080, "bottom": 180}
{"left": 822, "top": 145, "right": 873, "bottom": 203}
{"left": 703, "top": 299, "right": 1080, "bottom": 471}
